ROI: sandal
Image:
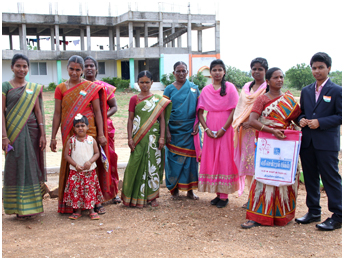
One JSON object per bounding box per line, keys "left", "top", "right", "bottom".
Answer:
{"left": 112, "top": 195, "right": 121, "bottom": 204}
{"left": 242, "top": 202, "right": 248, "bottom": 209}
{"left": 90, "top": 212, "right": 100, "bottom": 220}
{"left": 150, "top": 199, "right": 159, "bottom": 207}
{"left": 211, "top": 197, "right": 220, "bottom": 205}
{"left": 241, "top": 220, "right": 261, "bottom": 229}
{"left": 69, "top": 213, "right": 82, "bottom": 220}
{"left": 94, "top": 205, "right": 106, "bottom": 215}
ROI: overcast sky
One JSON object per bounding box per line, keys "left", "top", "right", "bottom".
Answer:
{"left": 2, "top": 0, "right": 343, "bottom": 73}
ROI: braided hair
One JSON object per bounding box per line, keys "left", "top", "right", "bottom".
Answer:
{"left": 210, "top": 59, "right": 227, "bottom": 96}
{"left": 248, "top": 57, "right": 268, "bottom": 92}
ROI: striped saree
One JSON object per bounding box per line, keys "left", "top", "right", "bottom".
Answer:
{"left": 2, "top": 82, "right": 46, "bottom": 217}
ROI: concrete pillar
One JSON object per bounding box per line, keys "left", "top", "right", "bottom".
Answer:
{"left": 80, "top": 28, "right": 85, "bottom": 51}
{"left": 9, "top": 35, "right": 13, "bottom": 50}
{"left": 109, "top": 28, "right": 114, "bottom": 51}
{"left": 57, "top": 60, "right": 62, "bottom": 84}
{"left": 21, "top": 24, "right": 27, "bottom": 50}
{"left": 128, "top": 22, "right": 133, "bottom": 48}
{"left": 55, "top": 24, "right": 60, "bottom": 51}
{"left": 159, "top": 54, "right": 164, "bottom": 81}
{"left": 86, "top": 25, "right": 91, "bottom": 51}
{"left": 197, "top": 30, "right": 202, "bottom": 52}
{"left": 159, "top": 23, "right": 163, "bottom": 47}
{"left": 36, "top": 35, "right": 40, "bottom": 50}
{"left": 50, "top": 27, "right": 55, "bottom": 50}
{"left": 177, "top": 36, "right": 182, "bottom": 48}
{"left": 116, "top": 26, "right": 120, "bottom": 51}
{"left": 63, "top": 36, "right": 67, "bottom": 50}
{"left": 144, "top": 23, "right": 148, "bottom": 47}
{"left": 171, "top": 23, "right": 175, "bottom": 47}
{"left": 129, "top": 58, "right": 135, "bottom": 88}
{"left": 187, "top": 14, "right": 192, "bottom": 53}
{"left": 215, "top": 21, "right": 220, "bottom": 54}
{"left": 135, "top": 28, "right": 140, "bottom": 48}
{"left": 116, "top": 60, "right": 122, "bottom": 78}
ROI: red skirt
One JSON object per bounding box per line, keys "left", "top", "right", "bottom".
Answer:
{"left": 63, "top": 169, "right": 104, "bottom": 209}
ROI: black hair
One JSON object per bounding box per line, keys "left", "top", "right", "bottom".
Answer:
{"left": 137, "top": 70, "right": 153, "bottom": 82}
{"left": 84, "top": 56, "right": 98, "bottom": 77}
{"left": 210, "top": 59, "right": 227, "bottom": 96}
{"left": 67, "top": 55, "right": 85, "bottom": 70}
{"left": 310, "top": 52, "right": 332, "bottom": 69}
{"left": 73, "top": 114, "right": 89, "bottom": 126}
{"left": 11, "top": 53, "right": 30, "bottom": 67}
{"left": 265, "top": 67, "right": 283, "bottom": 93}
{"left": 248, "top": 57, "right": 269, "bottom": 91}
{"left": 173, "top": 61, "right": 187, "bottom": 71}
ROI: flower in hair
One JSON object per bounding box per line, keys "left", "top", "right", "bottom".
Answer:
{"left": 75, "top": 113, "right": 83, "bottom": 120}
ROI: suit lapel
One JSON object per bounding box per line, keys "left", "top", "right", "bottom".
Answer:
{"left": 313, "top": 79, "right": 332, "bottom": 111}
{"left": 306, "top": 82, "right": 316, "bottom": 109}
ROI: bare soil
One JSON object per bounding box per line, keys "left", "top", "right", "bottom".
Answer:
{"left": 2, "top": 92, "right": 342, "bottom": 258}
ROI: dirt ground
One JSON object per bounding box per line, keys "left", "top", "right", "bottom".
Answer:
{"left": 2, "top": 91, "right": 342, "bottom": 258}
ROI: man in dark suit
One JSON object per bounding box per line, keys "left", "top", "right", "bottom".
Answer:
{"left": 295, "top": 52, "right": 342, "bottom": 231}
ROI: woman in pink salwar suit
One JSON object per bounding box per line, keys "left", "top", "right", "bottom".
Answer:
{"left": 196, "top": 59, "right": 239, "bottom": 208}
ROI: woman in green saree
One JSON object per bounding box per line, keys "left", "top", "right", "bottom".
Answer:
{"left": 121, "top": 71, "right": 172, "bottom": 207}
{"left": 2, "top": 54, "right": 46, "bottom": 219}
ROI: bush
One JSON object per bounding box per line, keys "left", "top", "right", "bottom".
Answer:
{"left": 189, "top": 72, "right": 207, "bottom": 90}
{"left": 285, "top": 63, "right": 314, "bottom": 90}
{"left": 224, "top": 66, "right": 252, "bottom": 89}
{"left": 101, "top": 77, "right": 130, "bottom": 89}
{"left": 160, "top": 73, "right": 175, "bottom": 87}
{"left": 47, "top": 82, "right": 57, "bottom": 91}
{"left": 330, "top": 71, "right": 342, "bottom": 86}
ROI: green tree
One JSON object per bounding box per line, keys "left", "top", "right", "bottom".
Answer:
{"left": 224, "top": 66, "right": 252, "bottom": 88}
{"left": 160, "top": 73, "right": 175, "bottom": 86}
{"left": 285, "top": 63, "right": 314, "bottom": 90}
{"left": 189, "top": 72, "right": 207, "bottom": 90}
{"left": 329, "top": 71, "right": 342, "bottom": 86}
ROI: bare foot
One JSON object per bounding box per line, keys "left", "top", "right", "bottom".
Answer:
{"left": 187, "top": 190, "right": 199, "bottom": 200}
{"left": 150, "top": 199, "right": 159, "bottom": 207}
{"left": 171, "top": 189, "right": 180, "bottom": 200}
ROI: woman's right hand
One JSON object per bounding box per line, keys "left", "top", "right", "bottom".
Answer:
{"left": 241, "top": 122, "right": 251, "bottom": 130}
{"left": 128, "top": 139, "right": 135, "bottom": 152}
{"left": 205, "top": 129, "right": 216, "bottom": 138}
{"left": 50, "top": 139, "right": 57, "bottom": 152}
{"left": 166, "top": 130, "right": 171, "bottom": 144}
{"left": 2, "top": 137, "right": 10, "bottom": 152}
{"left": 273, "top": 129, "right": 286, "bottom": 140}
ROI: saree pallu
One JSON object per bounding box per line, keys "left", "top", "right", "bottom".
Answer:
{"left": 57, "top": 81, "right": 116, "bottom": 213}
{"left": 246, "top": 91, "right": 301, "bottom": 226}
{"left": 163, "top": 80, "right": 201, "bottom": 194}
{"left": 232, "top": 82, "right": 267, "bottom": 195}
{"left": 94, "top": 80, "right": 119, "bottom": 194}
{"left": 3, "top": 82, "right": 46, "bottom": 216}
{"left": 121, "top": 94, "right": 171, "bottom": 207}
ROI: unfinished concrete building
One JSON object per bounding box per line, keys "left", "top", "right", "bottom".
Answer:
{"left": 2, "top": 6, "right": 220, "bottom": 89}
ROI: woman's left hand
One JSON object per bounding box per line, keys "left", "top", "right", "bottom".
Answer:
{"left": 98, "top": 136, "right": 107, "bottom": 146}
{"left": 158, "top": 138, "right": 165, "bottom": 150}
{"left": 191, "top": 124, "right": 199, "bottom": 136}
{"left": 39, "top": 135, "right": 46, "bottom": 151}
{"left": 216, "top": 129, "right": 226, "bottom": 138}
{"left": 83, "top": 161, "right": 91, "bottom": 170}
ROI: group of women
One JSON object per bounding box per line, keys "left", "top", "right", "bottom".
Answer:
{"left": 2, "top": 53, "right": 301, "bottom": 229}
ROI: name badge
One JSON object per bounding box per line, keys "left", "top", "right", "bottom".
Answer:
{"left": 26, "top": 89, "right": 33, "bottom": 94}
{"left": 79, "top": 90, "right": 87, "bottom": 96}
{"left": 191, "top": 88, "right": 196, "bottom": 93}
{"left": 323, "top": 96, "right": 331, "bottom": 102}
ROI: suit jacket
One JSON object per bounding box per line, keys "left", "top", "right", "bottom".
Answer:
{"left": 298, "top": 79, "right": 342, "bottom": 151}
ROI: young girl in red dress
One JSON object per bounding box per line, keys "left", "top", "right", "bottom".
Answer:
{"left": 63, "top": 114, "right": 104, "bottom": 220}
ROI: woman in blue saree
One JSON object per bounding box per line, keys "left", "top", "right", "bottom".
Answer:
{"left": 163, "top": 61, "right": 201, "bottom": 200}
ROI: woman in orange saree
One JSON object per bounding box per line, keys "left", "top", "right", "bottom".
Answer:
{"left": 50, "top": 55, "right": 117, "bottom": 214}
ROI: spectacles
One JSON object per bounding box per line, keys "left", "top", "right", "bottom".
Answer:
{"left": 175, "top": 70, "right": 188, "bottom": 74}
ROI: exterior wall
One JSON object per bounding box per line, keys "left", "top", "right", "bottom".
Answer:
{"left": 191, "top": 56, "right": 217, "bottom": 75}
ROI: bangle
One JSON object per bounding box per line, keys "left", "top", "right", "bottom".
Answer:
{"left": 260, "top": 125, "right": 265, "bottom": 131}
{"left": 221, "top": 127, "right": 227, "bottom": 132}
{"left": 2, "top": 136, "right": 8, "bottom": 139}
{"left": 98, "top": 135, "right": 105, "bottom": 139}
{"left": 159, "top": 138, "right": 165, "bottom": 140}
{"left": 204, "top": 128, "right": 209, "bottom": 132}
{"left": 39, "top": 123, "right": 44, "bottom": 126}
{"left": 51, "top": 139, "right": 56, "bottom": 141}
